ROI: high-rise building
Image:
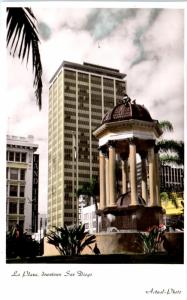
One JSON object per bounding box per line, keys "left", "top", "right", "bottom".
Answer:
{"left": 48, "top": 61, "right": 126, "bottom": 229}
{"left": 6, "top": 135, "right": 39, "bottom": 234}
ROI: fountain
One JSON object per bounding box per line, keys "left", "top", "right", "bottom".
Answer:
{"left": 92, "top": 94, "right": 166, "bottom": 252}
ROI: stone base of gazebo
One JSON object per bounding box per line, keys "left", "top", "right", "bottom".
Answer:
{"left": 97, "top": 205, "right": 165, "bottom": 231}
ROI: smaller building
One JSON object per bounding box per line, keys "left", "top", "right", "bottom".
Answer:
{"left": 80, "top": 204, "right": 99, "bottom": 233}
{"left": 38, "top": 213, "right": 47, "bottom": 230}
{"left": 6, "top": 135, "right": 39, "bottom": 234}
{"left": 160, "top": 165, "right": 184, "bottom": 193}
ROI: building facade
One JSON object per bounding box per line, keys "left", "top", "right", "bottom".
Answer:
{"left": 48, "top": 61, "right": 126, "bottom": 229}
{"left": 160, "top": 164, "right": 184, "bottom": 193}
{"left": 80, "top": 204, "right": 98, "bottom": 233}
{"left": 6, "top": 135, "right": 39, "bottom": 234}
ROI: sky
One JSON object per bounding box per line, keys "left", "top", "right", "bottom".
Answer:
{"left": 6, "top": 6, "right": 184, "bottom": 214}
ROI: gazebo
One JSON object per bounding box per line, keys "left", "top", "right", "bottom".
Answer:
{"left": 93, "top": 94, "right": 165, "bottom": 231}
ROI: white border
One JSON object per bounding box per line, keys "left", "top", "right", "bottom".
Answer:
{"left": 1, "top": 2, "right": 186, "bottom": 300}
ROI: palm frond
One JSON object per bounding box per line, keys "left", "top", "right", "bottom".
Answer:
{"left": 159, "top": 121, "right": 174, "bottom": 132}
{"left": 7, "top": 7, "right": 42, "bottom": 109}
{"left": 158, "top": 139, "right": 184, "bottom": 166}
{"left": 158, "top": 140, "right": 181, "bottom": 152}
{"left": 160, "top": 154, "right": 182, "bottom": 166}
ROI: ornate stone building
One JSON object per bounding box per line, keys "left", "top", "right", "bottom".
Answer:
{"left": 6, "top": 135, "right": 39, "bottom": 234}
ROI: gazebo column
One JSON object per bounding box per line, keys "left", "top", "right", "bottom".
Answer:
{"left": 105, "top": 153, "right": 110, "bottom": 207}
{"left": 108, "top": 141, "right": 116, "bottom": 207}
{"left": 140, "top": 152, "right": 148, "bottom": 203}
{"left": 121, "top": 154, "right": 128, "bottom": 194}
{"left": 99, "top": 147, "right": 106, "bottom": 210}
{"left": 129, "top": 140, "right": 137, "bottom": 205}
{"left": 148, "top": 146, "right": 157, "bottom": 206}
{"left": 155, "top": 147, "right": 161, "bottom": 206}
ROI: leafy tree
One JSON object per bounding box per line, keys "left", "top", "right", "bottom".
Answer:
{"left": 160, "top": 191, "right": 179, "bottom": 208}
{"left": 157, "top": 140, "right": 184, "bottom": 166}
{"left": 77, "top": 177, "right": 99, "bottom": 208}
{"left": 77, "top": 177, "right": 99, "bottom": 231}
{"left": 7, "top": 7, "right": 42, "bottom": 109}
{"left": 47, "top": 224, "right": 96, "bottom": 256}
{"left": 158, "top": 120, "right": 184, "bottom": 166}
{"left": 6, "top": 224, "right": 40, "bottom": 258}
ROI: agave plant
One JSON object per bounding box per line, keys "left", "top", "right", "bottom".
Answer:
{"left": 47, "top": 224, "right": 96, "bottom": 256}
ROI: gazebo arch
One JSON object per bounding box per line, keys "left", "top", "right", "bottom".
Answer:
{"left": 93, "top": 94, "right": 165, "bottom": 231}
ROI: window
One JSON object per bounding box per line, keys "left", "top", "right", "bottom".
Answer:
{"left": 9, "top": 202, "right": 17, "bottom": 214}
{"left": 9, "top": 185, "right": 18, "bottom": 197}
{"left": 19, "top": 220, "right": 24, "bottom": 228}
{"left": 85, "top": 223, "right": 89, "bottom": 229}
{"left": 9, "top": 151, "right": 14, "bottom": 161}
{"left": 19, "top": 203, "right": 24, "bottom": 214}
{"left": 10, "top": 168, "right": 19, "bottom": 180}
{"left": 20, "top": 186, "right": 25, "bottom": 197}
{"left": 21, "top": 153, "right": 27, "bottom": 162}
{"left": 20, "top": 169, "right": 25, "bottom": 181}
{"left": 15, "top": 152, "right": 21, "bottom": 162}
{"left": 6, "top": 168, "right": 9, "bottom": 179}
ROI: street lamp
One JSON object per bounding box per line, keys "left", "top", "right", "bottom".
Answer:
{"left": 72, "top": 132, "right": 76, "bottom": 225}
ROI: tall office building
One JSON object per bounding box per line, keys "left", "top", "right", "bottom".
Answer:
{"left": 6, "top": 135, "right": 39, "bottom": 234}
{"left": 48, "top": 61, "right": 126, "bottom": 229}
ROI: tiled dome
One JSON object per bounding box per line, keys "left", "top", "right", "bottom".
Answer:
{"left": 102, "top": 94, "right": 153, "bottom": 124}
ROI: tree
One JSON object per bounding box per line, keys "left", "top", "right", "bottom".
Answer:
{"left": 158, "top": 120, "right": 184, "bottom": 166}
{"left": 77, "top": 177, "right": 99, "bottom": 232}
{"left": 6, "top": 224, "right": 40, "bottom": 258}
{"left": 7, "top": 7, "right": 42, "bottom": 109}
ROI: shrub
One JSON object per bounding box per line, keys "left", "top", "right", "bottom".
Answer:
{"left": 137, "top": 225, "right": 166, "bottom": 254}
{"left": 6, "top": 225, "right": 40, "bottom": 258}
{"left": 47, "top": 224, "right": 96, "bottom": 256}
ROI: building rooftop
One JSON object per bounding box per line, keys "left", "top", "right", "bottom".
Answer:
{"left": 49, "top": 61, "right": 126, "bottom": 83}
{"left": 7, "top": 134, "right": 38, "bottom": 150}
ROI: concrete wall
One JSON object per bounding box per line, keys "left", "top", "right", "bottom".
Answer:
{"left": 44, "top": 231, "right": 184, "bottom": 257}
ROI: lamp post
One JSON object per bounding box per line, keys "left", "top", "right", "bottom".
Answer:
{"left": 72, "top": 132, "right": 76, "bottom": 225}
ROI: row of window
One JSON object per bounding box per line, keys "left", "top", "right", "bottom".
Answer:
{"left": 8, "top": 185, "right": 25, "bottom": 197}
{"left": 7, "top": 168, "right": 26, "bottom": 181}
{"left": 8, "top": 202, "right": 24, "bottom": 214}
{"left": 7, "top": 151, "right": 27, "bottom": 163}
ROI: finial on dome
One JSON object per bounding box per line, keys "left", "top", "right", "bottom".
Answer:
{"left": 122, "top": 93, "right": 132, "bottom": 105}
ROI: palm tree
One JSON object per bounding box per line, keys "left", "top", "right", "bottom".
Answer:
{"left": 158, "top": 121, "right": 184, "bottom": 210}
{"left": 7, "top": 7, "right": 42, "bottom": 109}
{"left": 158, "top": 120, "right": 184, "bottom": 166}
{"left": 77, "top": 177, "right": 99, "bottom": 232}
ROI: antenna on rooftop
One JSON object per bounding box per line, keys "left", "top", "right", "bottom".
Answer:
{"left": 7, "top": 117, "right": 11, "bottom": 134}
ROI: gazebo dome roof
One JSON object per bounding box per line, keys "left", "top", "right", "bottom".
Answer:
{"left": 102, "top": 94, "right": 153, "bottom": 124}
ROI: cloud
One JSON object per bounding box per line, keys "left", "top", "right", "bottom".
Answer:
{"left": 38, "top": 21, "right": 52, "bottom": 41}
{"left": 7, "top": 8, "right": 184, "bottom": 213}
{"left": 83, "top": 8, "right": 138, "bottom": 40}
{"left": 130, "top": 9, "right": 163, "bottom": 67}
{"left": 35, "top": 7, "right": 91, "bottom": 35}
